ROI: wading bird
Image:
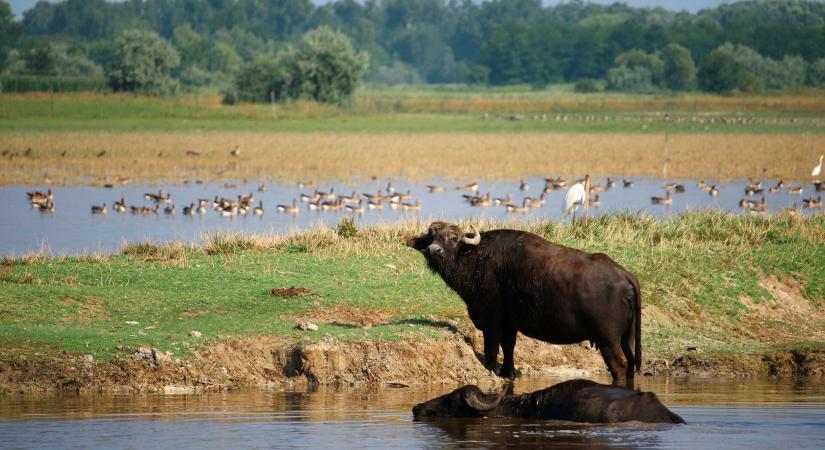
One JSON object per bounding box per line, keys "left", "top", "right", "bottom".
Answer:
{"left": 813, "top": 154, "right": 823, "bottom": 178}
{"left": 561, "top": 182, "right": 586, "bottom": 220}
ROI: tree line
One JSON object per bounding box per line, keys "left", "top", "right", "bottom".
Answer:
{"left": 2, "top": 0, "right": 825, "bottom": 101}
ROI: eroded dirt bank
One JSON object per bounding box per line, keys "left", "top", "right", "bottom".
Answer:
{"left": 3, "top": 328, "right": 824, "bottom": 395}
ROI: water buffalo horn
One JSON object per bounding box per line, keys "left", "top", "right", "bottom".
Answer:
{"left": 461, "top": 226, "right": 481, "bottom": 245}
{"left": 463, "top": 388, "right": 505, "bottom": 411}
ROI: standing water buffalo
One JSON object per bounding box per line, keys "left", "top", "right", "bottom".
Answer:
{"left": 412, "top": 379, "right": 685, "bottom": 424}
{"left": 407, "top": 221, "right": 642, "bottom": 386}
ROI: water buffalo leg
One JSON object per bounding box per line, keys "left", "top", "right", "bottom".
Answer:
{"left": 598, "top": 342, "right": 628, "bottom": 385}
{"left": 482, "top": 328, "right": 501, "bottom": 372}
{"left": 621, "top": 336, "right": 636, "bottom": 388}
{"left": 498, "top": 325, "right": 518, "bottom": 378}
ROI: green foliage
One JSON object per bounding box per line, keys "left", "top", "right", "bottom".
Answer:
{"left": 336, "top": 217, "right": 359, "bottom": 239}
{"left": 229, "top": 27, "right": 368, "bottom": 105}
{"left": 809, "top": 58, "right": 825, "bottom": 87}
{"left": 0, "top": 74, "right": 107, "bottom": 93}
{"left": 607, "top": 49, "right": 664, "bottom": 92}
{"left": 573, "top": 78, "right": 603, "bottom": 93}
{"left": 108, "top": 29, "right": 180, "bottom": 96}
{"left": 10, "top": 44, "right": 103, "bottom": 78}
{"left": 661, "top": 43, "right": 696, "bottom": 91}
{"left": 698, "top": 48, "right": 755, "bottom": 94}
{"left": 0, "top": 0, "right": 21, "bottom": 70}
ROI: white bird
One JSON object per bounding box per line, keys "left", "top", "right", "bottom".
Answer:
{"left": 813, "top": 154, "right": 823, "bottom": 178}
{"left": 561, "top": 182, "right": 586, "bottom": 220}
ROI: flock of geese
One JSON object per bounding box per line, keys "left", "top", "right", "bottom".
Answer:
{"left": 23, "top": 154, "right": 824, "bottom": 218}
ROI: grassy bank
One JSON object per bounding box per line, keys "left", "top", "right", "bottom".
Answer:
{"left": 1, "top": 212, "right": 823, "bottom": 367}
{"left": 2, "top": 90, "right": 825, "bottom": 134}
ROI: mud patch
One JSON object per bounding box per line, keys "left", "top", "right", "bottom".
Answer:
{"left": 738, "top": 275, "right": 825, "bottom": 341}
{"left": 271, "top": 287, "right": 313, "bottom": 297}
{"left": 179, "top": 309, "right": 208, "bottom": 318}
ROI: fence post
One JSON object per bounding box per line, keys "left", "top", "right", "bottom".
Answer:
{"left": 270, "top": 90, "right": 276, "bottom": 119}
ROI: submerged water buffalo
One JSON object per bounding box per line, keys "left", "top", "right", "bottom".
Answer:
{"left": 407, "top": 221, "right": 641, "bottom": 385}
{"left": 412, "top": 379, "right": 685, "bottom": 424}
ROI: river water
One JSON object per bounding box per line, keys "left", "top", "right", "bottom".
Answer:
{"left": 3, "top": 177, "right": 821, "bottom": 256}
{"left": 1, "top": 376, "right": 823, "bottom": 449}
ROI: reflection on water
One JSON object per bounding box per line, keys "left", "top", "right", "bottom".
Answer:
{"left": 3, "top": 177, "right": 822, "bottom": 256}
{"left": 1, "top": 376, "right": 824, "bottom": 449}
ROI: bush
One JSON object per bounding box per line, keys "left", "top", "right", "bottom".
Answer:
{"left": 228, "top": 27, "right": 368, "bottom": 105}
{"left": 336, "top": 217, "right": 358, "bottom": 238}
{"left": 573, "top": 78, "right": 603, "bottom": 93}
{"left": 0, "top": 74, "right": 107, "bottom": 93}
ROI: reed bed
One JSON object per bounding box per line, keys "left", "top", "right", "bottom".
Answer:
{"left": 1, "top": 131, "right": 823, "bottom": 185}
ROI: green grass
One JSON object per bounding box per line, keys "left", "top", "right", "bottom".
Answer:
{"left": 1, "top": 89, "right": 824, "bottom": 134}
{"left": 0, "top": 212, "right": 823, "bottom": 362}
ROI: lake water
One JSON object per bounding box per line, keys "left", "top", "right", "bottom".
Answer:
{"left": 3, "top": 177, "right": 821, "bottom": 256}
{"left": 0, "top": 376, "right": 823, "bottom": 449}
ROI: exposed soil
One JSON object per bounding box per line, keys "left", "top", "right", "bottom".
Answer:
{"left": 271, "top": 287, "right": 313, "bottom": 298}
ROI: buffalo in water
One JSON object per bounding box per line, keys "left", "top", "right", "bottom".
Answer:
{"left": 412, "top": 379, "right": 685, "bottom": 424}
{"left": 407, "top": 222, "right": 641, "bottom": 386}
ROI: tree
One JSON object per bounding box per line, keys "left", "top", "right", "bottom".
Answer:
{"left": 108, "top": 30, "right": 180, "bottom": 95}
{"left": 606, "top": 49, "right": 663, "bottom": 92}
{"left": 661, "top": 43, "right": 696, "bottom": 91}
{"left": 697, "top": 48, "right": 758, "bottom": 94}
{"left": 808, "top": 58, "right": 825, "bottom": 88}
{"left": 0, "top": 0, "right": 20, "bottom": 70}
{"left": 19, "top": 43, "right": 103, "bottom": 77}
{"left": 229, "top": 27, "right": 368, "bottom": 105}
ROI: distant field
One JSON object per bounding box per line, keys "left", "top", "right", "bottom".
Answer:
{"left": 1, "top": 89, "right": 823, "bottom": 185}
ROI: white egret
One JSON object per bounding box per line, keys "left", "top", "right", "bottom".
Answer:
{"left": 813, "top": 154, "right": 823, "bottom": 178}
{"left": 561, "top": 182, "right": 586, "bottom": 220}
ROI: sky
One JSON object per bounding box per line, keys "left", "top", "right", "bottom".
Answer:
{"left": 7, "top": 0, "right": 735, "bottom": 19}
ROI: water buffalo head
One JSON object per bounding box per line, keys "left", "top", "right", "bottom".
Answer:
{"left": 406, "top": 221, "right": 480, "bottom": 270}
{"left": 412, "top": 385, "right": 506, "bottom": 418}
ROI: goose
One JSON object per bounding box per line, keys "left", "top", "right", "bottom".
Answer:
{"left": 709, "top": 185, "right": 720, "bottom": 197}
{"left": 362, "top": 191, "right": 384, "bottom": 201}
{"left": 622, "top": 179, "right": 634, "bottom": 188}
{"left": 399, "top": 190, "right": 413, "bottom": 202}
{"left": 340, "top": 191, "right": 359, "bottom": 205}
{"left": 163, "top": 204, "right": 175, "bottom": 215}
{"left": 589, "top": 183, "right": 603, "bottom": 194}
{"left": 277, "top": 199, "right": 300, "bottom": 214}
{"left": 224, "top": 182, "right": 239, "bottom": 189}
{"left": 788, "top": 186, "right": 803, "bottom": 195}
{"left": 401, "top": 199, "right": 421, "bottom": 211}
{"left": 803, "top": 195, "right": 822, "bottom": 209}
{"left": 664, "top": 182, "right": 677, "bottom": 190}
{"left": 750, "top": 196, "right": 767, "bottom": 212}
{"left": 589, "top": 194, "right": 601, "bottom": 207}
{"left": 814, "top": 181, "right": 825, "bottom": 192}
{"left": 519, "top": 179, "right": 529, "bottom": 191}
{"left": 297, "top": 180, "right": 316, "bottom": 189}
{"left": 238, "top": 192, "right": 254, "bottom": 206}
{"left": 386, "top": 181, "right": 395, "bottom": 194}
{"left": 230, "top": 145, "right": 241, "bottom": 157}
{"left": 113, "top": 198, "right": 127, "bottom": 212}
{"left": 144, "top": 189, "right": 163, "bottom": 202}
{"left": 651, "top": 191, "right": 672, "bottom": 205}
{"left": 506, "top": 198, "right": 530, "bottom": 214}
{"left": 91, "top": 203, "right": 107, "bottom": 214}
{"left": 367, "top": 198, "right": 383, "bottom": 210}
{"left": 425, "top": 185, "right": 444, "bottom": 193}
{"left": 182, "top": 203, "right": 195, "bottom": 216}
{"left": 470, "top": 193, "right": 491, "bottom": 207}
{"left": 546, "top": 177, "right": 567, "bottom": 189}
{"left": 747, "top": 179, "right": 762, "bottom": 190}
{"left": 745, "top": 186, "right": 763, "bottom": 196}
{"left": 812, "top": 154, "right": 823, "bottom": 178}
{"left": 27, "top": 188, "right": 53, "bottom": 203}
{"left": 697, "top": 180, "right": 711, "bottom": 191}
{"left": 674, "top": 184, "right": 686, "bottom": 193}
{"left": 130, "top": 205, "right": 142, "bottom": 214}
{"left": 494, "top": 194, "right": 513, "bottom": 206}
{"left": 605, "top": 178, "right": 616, "bottom": 190}
{"left": 526, "top": 193, "right": 546, "bottom": 208}
{"left": 318, "top": 187, "right": 336, "bottom": 201}
{"left": 457, "top": 182, "right": 479, "bottom": 192}
{"left": 254, "top": 201, "right": 264, "bottom": 215}
{"left": 300, "top": 191, "right": 320, "bottom": 203}
{"left": 238, "top": 203, "right": 249, "bottom": 215}
{"left": 777, "top": 180, "right": 786, "bottom": 188}
{"left": 258, "top": 183, "right": 266, "bottom": 192}
{"left": 781, "top": 203, "right": 800, "bottom": 216}
{"left": 220, "top": 204, "right": 238, "bottom": 216}
{"left": 38, "top": 201, "right": 55, "bottom": 213}
{"left": 345, "top": 199, "right": 365, "bottom": 213}
{"left": 739, "top": 198, "right": 755, "bottom": 209}
{"left": 307, "top": 199, "right": 322, "bottom": 211}
{"left": 321, "top": 198, "right": 343, "bottom": 211}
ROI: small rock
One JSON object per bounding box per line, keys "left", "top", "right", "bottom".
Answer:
{"left": 296, "top": 322, "right": 318, "bottom": 331}
{"left": 188, "top": 331, "right": 202, "bottom": 338}
{"left": 384, "top": 264, "right": 398, "bottom": 271}
{"left": 125, "top": 321, "right": 139, "bottom": 325}
{"left": 115, "top": 344, "right": 124, "bottom": 350}
{"left": 82, "top": 354, "right": 94, "bottom": 363}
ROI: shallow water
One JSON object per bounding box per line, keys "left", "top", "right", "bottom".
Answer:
{"left": 0, "top": 376, "right": 823, "bottom": 449}
{"left": 3, "top": 177, "right": 821, "bottom": 256}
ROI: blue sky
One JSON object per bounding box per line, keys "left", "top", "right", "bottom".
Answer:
{"left": 8, "top": 0, "right": 733, "bottom": 19}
